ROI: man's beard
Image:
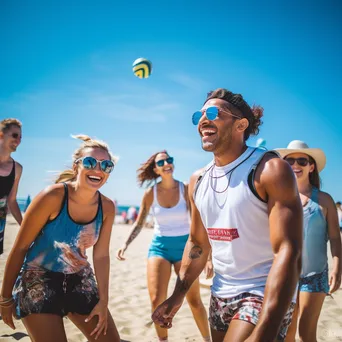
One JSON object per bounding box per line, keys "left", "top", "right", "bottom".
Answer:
{"left": 201, "top": 129, "right": 233, "bottom": 154}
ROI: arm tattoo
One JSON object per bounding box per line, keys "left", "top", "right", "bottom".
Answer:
{"left": 126, "top": 206, "right": 148, "bottom": 246}
{"left": 126, "top": 226, "right": 142, "bottom": 245}
{"left": 189, "top": 245, "right": 203, "bottom": 259}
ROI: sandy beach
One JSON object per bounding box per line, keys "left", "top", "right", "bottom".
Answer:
{"left": 1, "top": 215, "right": 342, "bottom": 341}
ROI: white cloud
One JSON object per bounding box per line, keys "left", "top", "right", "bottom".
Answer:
{"left": 0, "top": 86, "right": 181, "bottom": 124}
{"left": 169, "top": 72, "right": 207, "bottom": 91}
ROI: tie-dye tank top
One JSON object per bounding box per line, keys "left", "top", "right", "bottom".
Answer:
{"left": 23, "top": 183, "right": 103, "bottom": 274}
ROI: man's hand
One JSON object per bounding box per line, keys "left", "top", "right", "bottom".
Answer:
{"left": 151, "top": 295, "right": 184, "bottom": 329}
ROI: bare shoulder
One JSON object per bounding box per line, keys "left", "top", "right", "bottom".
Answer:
{"left": 14, "top": 161, "right": 23, "bottom": 170}
{"left": 258, "top": 154, "right": 294, "bottom": 184}
{"left": 14, "top": 161, "right": 23, "bottom": 177}
{"left": 41, "top": 183, "right": 66, "bottom": 198}
{"left": 143, "top": 186, "right": 154, "bottom": 205}
{"left": 254, "top": 154, "right": 298, "bottom": 204}
{"left": 100, "top": 194, "right": 116, "bottom": 216}
{"left": 318, "top": 191, "right": 335, "bottom": 209}
{"left": 31, "top": 183, "right": 66, "bottom": 212}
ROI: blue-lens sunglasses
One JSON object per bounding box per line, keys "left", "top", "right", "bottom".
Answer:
{"left": 156, "top": 157, "right": 174, "bottom": 167}
{"left": 75, "top": 156, "right": 115, "bottom": 174}
{"left": 192, "top": 106, "right": 241, "bottom": 125}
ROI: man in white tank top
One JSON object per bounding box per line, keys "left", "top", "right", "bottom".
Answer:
{"left": 152, "top": 88, "right": 303, "bottom": 341}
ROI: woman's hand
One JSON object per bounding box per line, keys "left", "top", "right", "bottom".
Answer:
{"left": 329, "top": 269, "right": 341, "bottom": 294}
{"left": 85, "top": 300, "right": 108, "bottom": 339}
{"left": 115, "top": 244, "right": 127, "bottom": 261}
{"left": 204, "top": 260, "right": 214, "bottom": 279}
{"left": 1, "top": 301, "right": 16, "bottom": 330}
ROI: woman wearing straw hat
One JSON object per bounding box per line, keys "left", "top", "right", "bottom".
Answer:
{"left": 276, "top": 140, "right": 341, "bottom": 342}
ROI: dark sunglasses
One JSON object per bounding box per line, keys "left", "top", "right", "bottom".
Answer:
{"left": 192, "top": 106, "right": 241, "bottom": 125}
{"left": 11, "top": 133, "right": 21, "bottom": 139}
{"left": 75, "top": 156, "right": 115, "bottom": 174}
{"left": 156, "top": 157, "right": 174, "bottom": 167}
{"left": 285, "top": 157, "right": 310, "bottom": 167}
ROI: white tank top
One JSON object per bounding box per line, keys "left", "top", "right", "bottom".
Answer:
{"left": 194, "top": 147, "right": 277, "bottom": 298}
{"left": 151, "top": 181, "right": 190, "bottom": 237}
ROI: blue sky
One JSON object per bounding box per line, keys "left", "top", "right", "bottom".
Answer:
{"left": 1, "top": 0, "right": 341, "bottom": 205}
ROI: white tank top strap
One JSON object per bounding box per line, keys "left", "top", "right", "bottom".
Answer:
{"left": 152, "top": 183, "right": 158, "bottom": 206}
{"left": 179, "top": 181, "right": 184, "bottom": 198}
{"left": 193, "top": 164, "right": 213, "bottom": 202}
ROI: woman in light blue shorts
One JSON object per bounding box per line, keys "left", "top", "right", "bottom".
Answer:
{"left": 116, "top": 151, "right": 212, "bottom": 342}
{"left": 277, "top": 140, "right": 341, "bottom": 342}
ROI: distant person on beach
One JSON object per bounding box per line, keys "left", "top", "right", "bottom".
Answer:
{"left": 126, "top": 206, "right": 138, "bottom": 224}
{"left": 24, "top": 195, "right": 31, "bottom": 212}
{"left": 0, "top": 135, "right": 121, "bottom": 342}
{"left": 121, "top": 210, "right": 128, "bottom": 224}
{"left": 152, "top": 88, "right": 303, "bottom": 342}
{"left": 116, "top": 151, "right": 212, "bottom": 342}
{"left": 276, "top": 140, "right": 341, "bottom": 342}
{"left": 0, "top": 118, "right": 23, "bottom": 256}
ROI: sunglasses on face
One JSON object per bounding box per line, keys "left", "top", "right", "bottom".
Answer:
{"left": 155, "top": 157, "right": 174, "bottom": 167}
{"left": 75, "top": 156, "right": 115, "bottom": 174}
{"left": 192, "top": 106, "right": 241, "bottom": 125}
{"left": 285, "top": 157, "right": 310, "bottom": 167}
{"left": 10, "top": 133, "right": 21, "bottom": 139}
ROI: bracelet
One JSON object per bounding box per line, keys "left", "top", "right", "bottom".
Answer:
{"left": 0, "top": 297, "right": 14, "bottom": 305}
{"left": 0, "top": 301, "right": 14, "bottom": 308}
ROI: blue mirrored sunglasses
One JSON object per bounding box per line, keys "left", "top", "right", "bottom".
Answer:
{"left": 192, "top": 106, "right": 241, "bottom": 125}
{"left": 192, "top": 106, "right": 219, "bottom": 125}
{"left": 75, "top": 156, "right": 115, "bottom": 174}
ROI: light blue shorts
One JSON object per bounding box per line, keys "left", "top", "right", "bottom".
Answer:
{"left": 299, "top": 268, "right": 329, "bottom": 293}
{"left": 148, "top": 234, "right": 189, "bottom": 264}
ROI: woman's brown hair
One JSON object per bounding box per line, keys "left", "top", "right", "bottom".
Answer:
{"left": 137, "top": 150, "right": 169, "bottom": 188}
{"left": 308, "top": 156, "right": 321, "bottom": 189}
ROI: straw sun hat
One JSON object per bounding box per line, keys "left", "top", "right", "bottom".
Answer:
{"left": 276, "top": 140, "right": 326, "bottom": 172}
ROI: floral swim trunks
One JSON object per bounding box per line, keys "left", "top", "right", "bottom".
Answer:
{"left": 13, "top": 266, "right": 99, "bottom": 319}
{"left": 209, "top": 292, "right": 295, "bottom": 341}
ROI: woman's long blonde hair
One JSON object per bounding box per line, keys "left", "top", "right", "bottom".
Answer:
{"left": 55, "top": 134, "right": 118, "bottom": 184}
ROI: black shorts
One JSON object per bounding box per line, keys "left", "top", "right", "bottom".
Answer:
{"left": 13, "top": 266, "right": 99, "bottom": 319}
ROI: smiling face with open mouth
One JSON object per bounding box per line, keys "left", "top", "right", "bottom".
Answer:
{"left": 197, "top": 99, "right": 241, "bottom": 153}
{"left": 2, "top": 126, "right": 22, "bottom": 152}
{"left": 154, "top": 152, "right": 174, "bottom": 178}
{"left": 285, "top": 152, "right": 314, "bottom": 182}
{"left": 75, "top": 147, "right": 112, "bottom": 190}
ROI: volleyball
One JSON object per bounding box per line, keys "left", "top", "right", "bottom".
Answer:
{"left": 132, "top": 58, "right": 152, "bottom": 79}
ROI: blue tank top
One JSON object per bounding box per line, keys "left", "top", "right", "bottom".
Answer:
{"left": 24, "top": 183, "right": 103, "bottom": 274}
{"left": 301, "top": 187, "right": 328, "bottom": 277}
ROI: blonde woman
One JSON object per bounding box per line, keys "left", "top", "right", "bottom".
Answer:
{"left": 0, "top": 135, "right": 120, "bottom": 342}
{"left": 116, "top": 150, "right": 212, "bottom": 342}
{"left": 277, "top": 140, "right": 341, "bottom": 342}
